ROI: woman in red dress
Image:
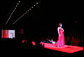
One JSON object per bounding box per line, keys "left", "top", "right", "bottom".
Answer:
{"left": 56, "top": 23, "right": 65, "bottom": 47}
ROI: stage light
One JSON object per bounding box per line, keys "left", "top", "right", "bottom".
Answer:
{"left": 34, "top": 5, "right": 35, "bottom": 6}
{"left": 32, "top": 6, "right": 33, "bottom": 8}
{"left": 18, "top": 1, "right": 21, "bottom": 3}
{"left": 36, "top": 2, "right": 38, "bottom": 4}
{"left": 29, "top": 8, "right": 31, "bottom": 10}
{"left": 27, "top": 10, "right": 29, "bottom": 11}
{"left": 5, "top": 1, "right": 21, "bottom": 25}
{"left": 12, "top": 1, "right": 40, "bottom": 24}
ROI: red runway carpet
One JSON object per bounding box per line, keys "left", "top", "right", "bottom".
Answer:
{"left": 41, "top": 43, "right": 83, "bottom": 53}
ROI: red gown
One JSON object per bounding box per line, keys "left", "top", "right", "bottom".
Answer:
{"left": 56, "top": 27, "right": 65, "bottom": 47}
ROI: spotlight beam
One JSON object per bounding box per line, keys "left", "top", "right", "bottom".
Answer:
{"left": 5, "top": 1, "right": 21, "bottom": 25}
{"left": 12, "top": 1, "right": 40, "bottom": 25}
{"left": 12, "top": 10, "right": 28, "bottom": 25}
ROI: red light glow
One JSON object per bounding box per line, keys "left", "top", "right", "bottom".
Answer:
{"left": 41, "top": 43, "right": 83, "bottom": 53}
{"left": 32, "top": 41, "right": 35, "bottom": 46}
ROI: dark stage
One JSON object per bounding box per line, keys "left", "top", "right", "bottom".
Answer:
{"left": 0, "top": 38, "right": 83, "bottom": 56}
{"left": 0, "top": 0, "right": 83, "bottom": 56}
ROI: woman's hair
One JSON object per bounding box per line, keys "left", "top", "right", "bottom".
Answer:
{"left": 58, "top": 23, "right": 62, "bottom": 27}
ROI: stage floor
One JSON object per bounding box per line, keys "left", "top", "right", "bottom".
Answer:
{"left": 41, "top": 43, "right": 83, "bottom": 53}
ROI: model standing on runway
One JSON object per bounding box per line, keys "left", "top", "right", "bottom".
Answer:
{"left": 56, "top": 23, "right": 65, "bottom": 47}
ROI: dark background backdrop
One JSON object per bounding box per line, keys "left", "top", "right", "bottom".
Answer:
{"left": 0, "top": 0, "right": 83, "bottom": 41}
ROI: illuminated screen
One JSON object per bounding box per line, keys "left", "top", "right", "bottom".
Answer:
{"left": 2, "top": 30, "right": 15, "bottom": 39}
